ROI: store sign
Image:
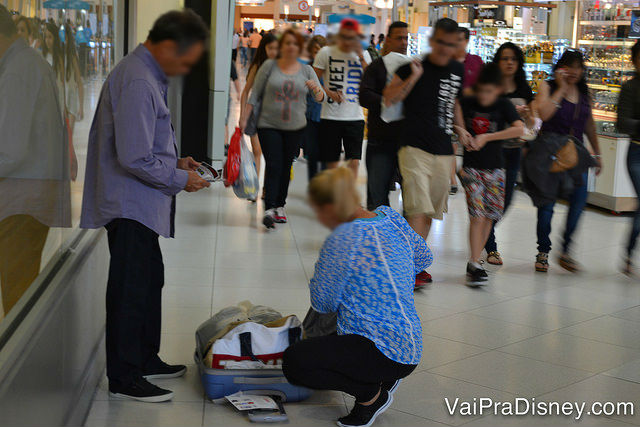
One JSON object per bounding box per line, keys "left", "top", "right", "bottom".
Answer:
{"left": 513, "top": 16, "right": 523, "bottom": 31}
{"left": 477, "top": 8, "right": 497, "bottom": 19}
{"left": 493, "top": 20, "right": 507, "bottom": 27}
{"left": 298, "top": 0, "right": 309, "bottom": 12}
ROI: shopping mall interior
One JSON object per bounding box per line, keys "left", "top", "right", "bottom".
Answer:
{"left": 3, "top": 0, "right": 640, "bottom": 426}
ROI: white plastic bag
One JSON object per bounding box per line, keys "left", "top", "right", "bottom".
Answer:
{"left": 380, "top": 52, "right": 412, "bottom": 123}
{"left": 233, "top": 137, "right": 259, "bottom": 200}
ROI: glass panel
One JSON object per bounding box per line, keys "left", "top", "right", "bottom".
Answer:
{"left": 0, "top": 0, "right": 116, "bottom": 324}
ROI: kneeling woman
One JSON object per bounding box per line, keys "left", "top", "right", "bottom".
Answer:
{"left": 283, "top": 168, "right": 431, "bottom": 427}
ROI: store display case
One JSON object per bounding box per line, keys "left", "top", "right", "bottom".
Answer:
{"left": 408, "top": 26, "right": 431, "bottom": 57}
{"left": 467, "top": 27, "right": 568, "bottom": 90}
{"left": 576, "top": 4, "right": 637, "bottom": 212}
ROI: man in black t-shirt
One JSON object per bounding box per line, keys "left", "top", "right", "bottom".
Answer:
{"left": 383, "top": 18, "right": 468, "bottom": 287}
{"left": 458, "top": 63, "right": 523, "bottom": 285}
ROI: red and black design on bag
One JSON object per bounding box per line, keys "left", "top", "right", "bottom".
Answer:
{"left": 210, "top": 352, "right": 285, "bottom": 369}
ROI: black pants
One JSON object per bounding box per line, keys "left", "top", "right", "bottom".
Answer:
{"left": 258, "top": 127, "right": 304, "bottom": 210}
{"left": 105, "top": 218, "right": 164, "bottom": 387}
{"left": 485, "top": 147, "right": 521, "bottom": 253}
{"left": 232, "top": 48, "right": 237, "bottom": 62}
{"left": 365, "top": 138, "right": 399, "bottom": 211}
{"left": 283, "top": 334, "right": 416, "bottom": 402}
{"left": 627, "top": 143, "right": 640, "bottom": 256}
{"left": 304, "top": 120, "right": 324, "bottom": 181}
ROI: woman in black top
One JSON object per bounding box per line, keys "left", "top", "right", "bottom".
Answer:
{"left": 617, "top": 40, "right": 640, "bottom": 275}
{"left": 484, "top": 43, "right": 535, "bottom": 266}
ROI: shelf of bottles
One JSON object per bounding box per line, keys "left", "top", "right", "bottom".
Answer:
{"left": 576, "top": 0, "right": 638, "bottom": 136}
{"left": 467, "top": 27, "right": 568, "bottom": 92}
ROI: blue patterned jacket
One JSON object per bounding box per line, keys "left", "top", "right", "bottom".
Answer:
{"left": 310, "top": 205, "right": 432, "bottom": 365}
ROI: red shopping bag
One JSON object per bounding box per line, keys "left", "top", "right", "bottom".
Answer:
{"left": 224, "top": 127, "right": 242, "bottom": 187}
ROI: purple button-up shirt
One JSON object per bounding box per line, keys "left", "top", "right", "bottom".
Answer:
{"left": 80, "top": 44, "right": 188, "bottom": 238}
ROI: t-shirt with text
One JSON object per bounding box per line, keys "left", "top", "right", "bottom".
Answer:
{"left": 396, "top": 57, "right": 463, "bottom": 155}
{"left": 313, "top": 45, "right": 371, "bottom": 121}
{"left": 460, "top": 96, "right": 522, "bottom": 169}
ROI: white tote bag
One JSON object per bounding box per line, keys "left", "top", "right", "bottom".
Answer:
{"left": 208, "top": 315, "right": 302, "bottom": 369}
{"left": 380, "top": 52, "right": 412, "bottom": 123}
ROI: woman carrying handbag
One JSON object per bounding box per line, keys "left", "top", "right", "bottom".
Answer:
{"left": 532, "top": 50, "right": 602, "bottom": 273}
{"left": 240, "top": 30, "right": 324, "bottom": 229}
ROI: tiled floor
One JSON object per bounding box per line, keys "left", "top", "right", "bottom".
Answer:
{"left": 84, "top": 72, "right": 640, "bottom": 427}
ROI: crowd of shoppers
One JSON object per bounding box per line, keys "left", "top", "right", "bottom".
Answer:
{"left": 229, "top": 17, "right": 616, "bottom": 288}
{"left": 6, "top": 6, "right": 640, "bottom": 426}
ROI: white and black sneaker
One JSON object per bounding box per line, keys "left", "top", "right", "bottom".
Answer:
{"left": 143, "top": 362, "right": 187, "bottom": 380}
{"left": 109, "top": 377, "right": 174, "bottom": 403}
{"left": 337, "top": 390, "right": 393, "bottom": 427}
{"left": 466, "top": 262, "right": 488, "bottom": 287}
{"left": 263, "top": 209, "right": 277, "bottom": 229}
{"left": 275, "top": 207, "right": 287, "bottom": 223}
{"left": 381, "top": 379, "right": 402, "bottom": 395}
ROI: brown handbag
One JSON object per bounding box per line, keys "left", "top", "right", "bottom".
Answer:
{"left": 549, "top": 96, "right": 581, "bottom": 173}
{"left": 550, "top": 138, "right": 578, "bottom": 172}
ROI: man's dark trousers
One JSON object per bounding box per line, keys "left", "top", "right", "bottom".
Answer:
{"left": 105, "top": 218, "right": 164, "bottom": 387}
{"left": 366, "top": 138, "right": 400, "bottom": 211}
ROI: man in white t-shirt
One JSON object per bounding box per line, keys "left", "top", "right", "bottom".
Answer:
{"left": 313, "top": 18, "right": 370, "bottom": 178}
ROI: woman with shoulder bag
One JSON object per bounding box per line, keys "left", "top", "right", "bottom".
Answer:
{"left": 532, "top": 50, "right": 602, "bottom": 273}
{"left": 239, "top": 33, "right": 279, "bottom": 200}
{"left": 240, "top": 30, "right": 324, "bottom": 229}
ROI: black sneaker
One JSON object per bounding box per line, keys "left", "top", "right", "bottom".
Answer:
{"left": 143, "top": 362, "right": 187, "bottom": 380}
{"left": 337, "top": 390, "right": 393, "bottom": 427}
{"left": 466, "top": 262, "right": 488, "bottom": 287}
{"left": 109, "top": 377, "right": 174, "bottom": 403}
{"left": 449, "top": 185, "right": 458, "bottom": 195}
{"left": 381, "top": 379, "right": 402, "bottom": 395}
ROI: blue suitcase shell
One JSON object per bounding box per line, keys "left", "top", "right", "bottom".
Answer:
{"left": 195, "top": 322, "right": 312, "bottom": 402}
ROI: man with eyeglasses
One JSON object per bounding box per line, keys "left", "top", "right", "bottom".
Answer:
{"left": 359, "top": 21, "right": 409, "bottom": 212}
{"left": 384, "top": 18, "right": 469, "bottom": 288}
{"left": 313, "top": 18, "right": 371, "bottom": 178}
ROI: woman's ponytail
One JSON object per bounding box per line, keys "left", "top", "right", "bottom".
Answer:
{"left": 308, "top": 167, "right": 360, "bottom": 222}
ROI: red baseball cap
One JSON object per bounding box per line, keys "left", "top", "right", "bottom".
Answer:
{"left": 340, "top": 18, "right": 360, "bottom": 34}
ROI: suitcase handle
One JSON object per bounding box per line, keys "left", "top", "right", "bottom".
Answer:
{"left": 233, "top": 376, "right": 289, "bottom": 385}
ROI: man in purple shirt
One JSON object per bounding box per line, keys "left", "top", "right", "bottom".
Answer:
{"left": 80, "top": 10, "right": 209, "bottom": 402}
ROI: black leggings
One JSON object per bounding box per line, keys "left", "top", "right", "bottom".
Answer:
{"left": 283, "top": 334, "right": 416, "bottom": 402}
{"left": 258, "top": 127, "right": 304, "bottom": 210}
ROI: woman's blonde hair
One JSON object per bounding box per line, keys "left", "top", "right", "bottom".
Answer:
{"left": 308, "top": 167, "right": 361, "bottom": 222}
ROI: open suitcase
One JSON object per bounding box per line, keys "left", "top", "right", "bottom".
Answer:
{"left": 195, "top": 315, "right": 312, "bottom": 403}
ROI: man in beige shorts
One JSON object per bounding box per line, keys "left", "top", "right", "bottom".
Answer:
{"left": 383, "top": 18, "right": 470, "bottom": 287}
